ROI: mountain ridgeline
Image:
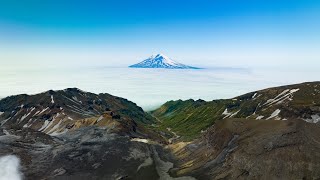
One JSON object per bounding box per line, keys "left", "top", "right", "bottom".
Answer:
{"left": 151, "top": 81, "right": 320, "bottom": 140}
{"left": 1, "top": 82, "right": 320, "bottom": 179}
{"left": 150, "top": 81, "right": 320, "bottom": 179}
{"left": 0, "top": 88, "right": 154, "bottom": 135}
{"left": 0, "top": 88, "right": 164, "bottom": 180}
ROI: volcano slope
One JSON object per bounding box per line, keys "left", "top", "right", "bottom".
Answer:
{"left": 162, "top": 118, "right": 320, "bottom": 180}
{"left": 152, "top": 82, "right": 320, "bottom": 179}
{"left": 0, "top": 88, "right": 169, "bottom": 180}
{"left": 152, "top": 82, "right": 320, "bottom": 140}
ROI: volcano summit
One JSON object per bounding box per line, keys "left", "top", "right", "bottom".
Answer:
{"left": 129, "top": 54, "right": 200, "bottom": 69}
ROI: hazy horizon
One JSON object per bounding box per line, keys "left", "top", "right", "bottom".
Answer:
{"left": 1, "top": 0, "right": 320, "bottom": 110}
{"left": 1, "top": 65, "right": 319, "bottom": 111}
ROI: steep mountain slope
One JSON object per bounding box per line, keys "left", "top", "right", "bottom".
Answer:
{"left": 0, "top": 89, "right": 178, "bottom": 180}
{"left": 129, "top": 54, "right": 199, "bottom": 69}
{"left": 150, "top": 82, "right": 320, "bottom": 179}
{"left": 0, "top": 88, "right": 154, "bottom": 136}
{"left": 152, "top": 82, "right": 320, "bottom": 140}
{"left": 167, "top": 118, "right": 320, "bottom": 180}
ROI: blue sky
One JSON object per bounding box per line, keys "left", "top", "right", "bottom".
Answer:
{"left": 0, "top": 0, "right": 319, "bottom": 68}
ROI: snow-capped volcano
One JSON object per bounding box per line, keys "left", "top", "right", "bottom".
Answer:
{"left": 129, "top": 54, "right": 199, "bottom": 69}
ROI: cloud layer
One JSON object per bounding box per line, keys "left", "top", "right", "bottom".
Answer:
{"left": 0, "top": 155, "right": 22, "bottom": 180}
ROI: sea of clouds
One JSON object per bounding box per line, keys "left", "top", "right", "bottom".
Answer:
{"left": 0, "top": 66, "right": 318, "bottom": 111}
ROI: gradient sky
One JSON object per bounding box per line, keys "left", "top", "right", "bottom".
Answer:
{"left": 0, "top": 0, "right": 320, "bottom": 69}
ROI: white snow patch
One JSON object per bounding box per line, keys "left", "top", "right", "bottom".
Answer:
{"left": 222, "top": 108, "right": 231, "bottom": 118}
{"left": 222, "top": 109, "right": 239, "bottom": 119}
{"left": 47, "top": 119, "right": 63, "bottom": 134}
{"left": 30, "top": 107, "right": 36, "bottom": 112}
{"left": 266, "top": 109, "right": 281, "bottom": 120}
{"left": 290, "top": 88, "right": 300, "bottom": 93}
{"left": 62, "top": 95, "right": 82, "bottom": 105}
{"left": 66, "top": 105, "right": 94, "bottom": 116}
{"left": 0, "top": 155, "right": 22, "bottom": 180}
{"left": 130, "top": 54, "right": 195, "bottom": 69}
{"left": 72, "top": 96, "right": 78, "bottom": 101}
{"left": 42, "top": 113, "right": 60, "bottom": 133}
{"left": 32, "top": 110, "right": 41, "bottom": 117}
{"left": 230, "top": 110, "right": 240, "bottom": 118}
{"left": 72, "top": 96, "right": 82, "bottom": 104}
{"left": 131, "top": 138, "right": 150, "bottom": 144}
{"left": 97, "top": 116, "right": 103, "bottom": 122}
{"left": 274, "top": 89, "right": 290, "bottom": 99}
{"left": 256, "top": 116, "right": 264, "bottom": 120}
{"left": 51, "top": 95, "right": 54, "bottom": 104}
{"left": 275, "top": 117, "right": 282, "bottom": 120}
{"left": 222, "top": 108, "right": 230, "bottom": 115}
{"left": 19, "top": 107, "right": 35, "bottom": 123}
{"left": 38, "top": 120, "right": 50, "bottom": 131}
{"left": 0, "top": 112, "right": 3, "bottom": 116}
{"left": 38, "top": 107, "right": 49, "bottom": 115}
{"left": 19, "top": 114, "right": 28, "bottom": 123}
{"left": 252, "top": 93, "right": 257, "bottom": 99}
{"left": 263, "top": 88, "right": 300, "bottom": 107}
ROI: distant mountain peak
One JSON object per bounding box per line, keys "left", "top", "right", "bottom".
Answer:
{"left": 129, "top": 54, "right": 200, "bottom": 69}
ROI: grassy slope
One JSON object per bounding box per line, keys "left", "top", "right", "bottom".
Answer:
{"left": 151, "top": 82, "right": 320, "bottom": 140}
